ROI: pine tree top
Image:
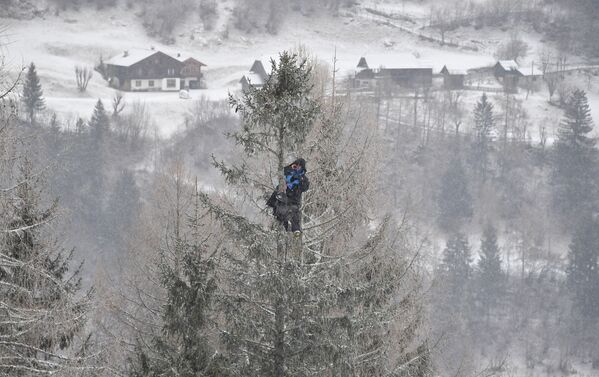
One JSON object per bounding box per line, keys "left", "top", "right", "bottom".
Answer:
{"left": 228, "top": 51, "right": 320, "bottom": 161}
{"left": 557, "top": 89, "right": 595, "bottom": 149}
{"left": 478, "top": 223, "right": 502, "bottom": 271}
{"left": 441, "top": 232, "right": 472, "bottom": 274}
{"left": 22, "top": 62, "right": 45, "bottom": 114}
{"left": 473, "top": 93, "right": 495, "bottom": 137}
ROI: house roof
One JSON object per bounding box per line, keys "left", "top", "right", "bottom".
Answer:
{"left": 175, "top": 53, "right": 206, "bottom": 66}
{"left": 357, "top": 54, "right": 433, "bottom": 70}
{"left": 240, "top": 72, "right": 265, "bottom": 86}
{"left": 440, "top": 65, "right": 468, "bottom": 75}
{"left": 496, "top": 60, "right": 520, "bottom": 71}
{"left": 106, "top": 48, "right": 205, "bottom": 67}
{"left": 106, "top": 49, "right": 160, "bottom": 67}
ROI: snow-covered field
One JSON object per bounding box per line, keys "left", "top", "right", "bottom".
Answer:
{"left": 2, "top": 1, "right": 599, "bottom": 139}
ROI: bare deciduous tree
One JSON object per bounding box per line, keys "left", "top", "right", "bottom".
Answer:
{"left": 75, "top": 65, "right": 93, "bottom": 92}
{"left": 111, "top": 91, "right": 125, "bottom": 118}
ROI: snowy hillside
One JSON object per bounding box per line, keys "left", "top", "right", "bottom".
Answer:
{"left": 5, "top": 0, "right": 597, "bottom": 138}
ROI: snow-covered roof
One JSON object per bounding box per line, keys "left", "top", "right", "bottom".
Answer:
{"left": 106, "top": 49, "right": 158, "bottom": 67}
{"left": 253, "top": 56, "right": 278, "bottom": 75}
{"left": 441, "top": 65, "right": 468, "bottom": 75}
{"left": 106, "top": 48, "right": 205, "bottom": 67}
{"left": 496, "top": 60, "right": 520, "bottom": 71}
{"left": 174, "top": 53, "right": 206, "bottom": 66}
{"left": 358, "top": 54, "right": 433, "bottom": 70}
{"left": 240, "top": 72, "right": 265, "bottom": 86}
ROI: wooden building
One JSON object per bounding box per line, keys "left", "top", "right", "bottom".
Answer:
{"left": 440, "top": 65, "right": 466, "bottom": 89}
{"left": 105, "top": 48, "right": 206, "bottom": 92}
{"left": 354, "top": 55, "right": 433, "bottom": 90}
{"left": 494, "top": 60, "right": 522, "bottom": 93}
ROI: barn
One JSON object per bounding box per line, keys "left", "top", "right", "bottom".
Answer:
{"left": 494, "top": 60, "right": 522, "bottom": 93}
{"left": 105, "top": 48, "right": 206, "bottom": 92}
{"left": 440, "top": 65, "right": 467, "bottom": 89}
{"left": 354, "top": 55, "right": 433, "bottom": 89}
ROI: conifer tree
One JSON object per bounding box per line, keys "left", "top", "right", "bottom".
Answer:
{"left": 471, "top": 93, "right": 495, "bottom": 181}
{"left": 0, "top": 158, "right": 92, "bottom": 375}
{"left": 438, "top": 232, "right": 473, "bottom": 310}
{"left": 22, "top": 62, "right": 45, "bottom": 124}
{"left": 127, "top": 184, "right": 227, "bottom": 377}
{"left": 476, "top": 223, "right": 504, "bottom": 323}
{"left": 200, "top": 51, "right": 432, "bottom": 376}
{"left": 84, "top": 99, "right": 109, "bottom": 223}
{"left": 437, "top": 156, "right": 473, "bottom": 232}
{"left": 566, "top": 214, "right": 599, "bottom": 321}
{"left": 430, "top": 232, "right": 473, "bottom": 375}
{"left": 551, "top": 89, "right": 597, "bottom": 222}
{"left": 89, "top": 99, "right": 109, "bottom": 146}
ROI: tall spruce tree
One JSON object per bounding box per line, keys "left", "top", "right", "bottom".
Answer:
{"left": 476, "top": 223, "right": 504, "bottom": 323}
{"left": 430, "top": 232, "right": 473, "bottom": 376}
{"left": 551, "top": 89, "right": 597, "bottom": 223}
{"left": 84, "top": 99, "right": 109, "bottom": 223}
{"left": 199, "top": 51, "right": 432, "bottom": 376}
{"left": 127, "top": 184, "right": 227, "bottom": 377}
{"left": 0, "top": 158, "right": 92, "bottom": 375}
{"left": 566, "top": 214, "right": 599, "bottom": 321}
{"left": 22, "top": 62, "right": 45, "bottom": 124}
{"left": 437, "top": 156, "right": 473, "bottom": 232}
{"left": 438, "top": 232, "right": 473, "bottom": 311}
{"left": 471, "top": 93, "right": 495, "bottom": 181}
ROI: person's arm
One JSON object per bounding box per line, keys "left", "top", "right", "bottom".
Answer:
{"left": 300, "top": 174, "right": 310, "bottom": 192}
{"left": 266, "top": 190, "right": 277, "bottom": 208}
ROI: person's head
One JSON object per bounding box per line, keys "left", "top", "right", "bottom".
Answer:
{"left": 291, "top": 158, "right": 306, "bottom": 172}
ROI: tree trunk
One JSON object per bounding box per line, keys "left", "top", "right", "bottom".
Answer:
{"left": 273, "top": 124, "right": 286, "bottom": 377}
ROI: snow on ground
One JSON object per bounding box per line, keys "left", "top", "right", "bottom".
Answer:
{"left": 2, "top": 1, "right": 598, "bottom": 140}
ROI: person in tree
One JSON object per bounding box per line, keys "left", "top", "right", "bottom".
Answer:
{"left": 267, "top": 158, "right": 309, "bottom": 236}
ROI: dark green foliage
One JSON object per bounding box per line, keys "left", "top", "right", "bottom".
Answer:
{"left": 22, "top": 62, "right": 45, "bottom": 124}
{"left": 229, "top": 51, "right": 319, "bottom": 166}
{"left": 210, "top": 52, "right": 431, "bottom": 376}
{"left": 567, "top": 214, "right": 599, "bottom": 320}
{"left": 437, "top": 156, "right": 472, "bottom": 232}
{"left": 476, "top": 223, "right": 504, "bottom": 319}
{"left": 471, "top": 93, "right": 495, "bottom": 181}
{"left": 551, "top": 89, "right": 597, "bottom": 223}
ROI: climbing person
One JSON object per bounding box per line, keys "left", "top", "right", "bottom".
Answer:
{"left": 266, "top": 158, "right": 309, "bottom": 237}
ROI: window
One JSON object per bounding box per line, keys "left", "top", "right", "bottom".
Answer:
{"left": 135, "top": 80, "right": 142, "bottom": 87}
{"left": 167, "top": 68, "right": 175, "bottom": 76}
{"left": 149, "top": 80, "right": 154, "bottom": 87}
{"left": 166, "top": 79, "right": 177, "bottom": 88}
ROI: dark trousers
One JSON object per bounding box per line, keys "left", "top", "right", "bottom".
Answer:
{"left": 275, "top": 203, "right": 301, "bottom": 232}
